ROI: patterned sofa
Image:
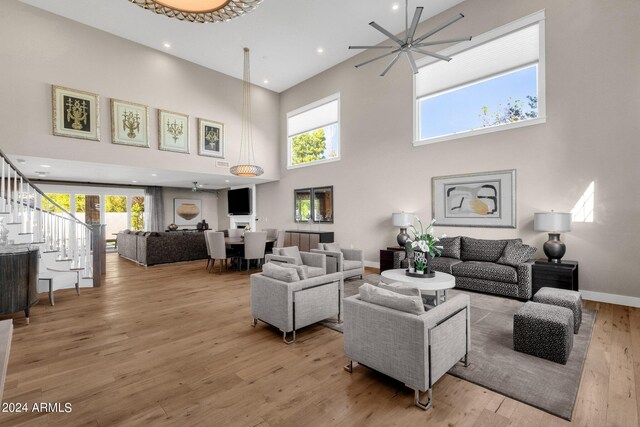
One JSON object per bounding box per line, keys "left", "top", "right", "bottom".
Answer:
{"left": 117, "top": 231, "right": 208, "bottom": 266}
{"left": 395, "top": 236, "right": 535, "bottom": 300}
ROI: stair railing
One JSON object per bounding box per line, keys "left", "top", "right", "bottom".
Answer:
{"left": 0, "top": 149, "right": 93, "bottom": 280}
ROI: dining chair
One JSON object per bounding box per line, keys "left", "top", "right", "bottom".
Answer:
{"left": 204, "top": 229, "right": 212, "bottom": 270}
{"left": 206, "top": 231, "right": 230, "bottom": 273}
{"left": 274, "top": 230, "right": 285, "bottom": 248}
{"left": 263, "top": 228, "right": 278, "bottom": 239}
{"left": 243, "top": 231, "right": 268, "bottom": 271}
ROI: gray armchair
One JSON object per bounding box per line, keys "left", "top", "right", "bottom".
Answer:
{"left": 250, "top": 270, "right": 344, "bottom": 344}
{"left": 265, "top": 246, "right": 327, "bottom": 278}
{"left": 343, "top": 292, "right": 470, "bottom": 410}
{"left": 312, "top": 243, "right": 364, "bottom": 280}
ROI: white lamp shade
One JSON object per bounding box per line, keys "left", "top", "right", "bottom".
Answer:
{"left": 392, "top": 212, "right": 413, "bottom": 227}
{"left": 534, "top": 212, "right": 572, "bottom": 233}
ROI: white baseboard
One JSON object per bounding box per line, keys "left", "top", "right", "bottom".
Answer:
{"left": 580, "top": 290, "right": 640, "bottom": 308}
{"left": 364, "top": 260, "right": 380, "bottom": 269}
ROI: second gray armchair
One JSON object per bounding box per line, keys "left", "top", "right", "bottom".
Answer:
{"left": 312, "top": 243, "right": 364, "bottom": 280}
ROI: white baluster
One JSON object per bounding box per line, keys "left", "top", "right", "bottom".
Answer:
{"left": 1, "top": 158, "right": 5, "bottom": 212}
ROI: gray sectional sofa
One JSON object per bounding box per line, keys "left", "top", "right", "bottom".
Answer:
{"left": 396, "top": 236, "right": 536, "bottom": 300}
{"left": 117, "top": 231, "right": 208, "bottom": 266}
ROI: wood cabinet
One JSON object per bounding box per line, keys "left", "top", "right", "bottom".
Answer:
{"left": 532, "top": 260, "right": 579, "bottom": 296}
{"left": 284, "top": 231, "right": 334, "bottom": 252}
{"left": 0, "top": 248, "right": 39, "bottom": 323}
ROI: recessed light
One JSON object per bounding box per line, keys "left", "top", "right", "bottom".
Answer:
{"left": 163, "top": 42, "right": 171, "bottom": 48}
{"left": 392, "top": 3, "right": 399, "bottom": 11}
{"left": 132, "top": 180, "right": 137, "bottom": 183}
{"left": 225, "top": 179, "right": 230, "bottom": 183}
{"left": 40, "top": 164, "right": 51, "bottom": 168}
{"left": 151, "top": 173, "right": 157, "bottom": 177}
{"left": 317, "top": 47, "right": 324, "bottom": 54}
{"left": 263, "top": 79, "right": 269, "bottom": 84}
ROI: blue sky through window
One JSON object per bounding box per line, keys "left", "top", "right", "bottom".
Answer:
{"left": 419, "top": 65, "right": 538, "bottom": 140}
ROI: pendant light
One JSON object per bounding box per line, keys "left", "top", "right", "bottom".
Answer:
{"left": 230, "top": 47, "right": 264, "bottom": 177}
{"left": 129, "top": 0, "right": 263, "bottom": 23}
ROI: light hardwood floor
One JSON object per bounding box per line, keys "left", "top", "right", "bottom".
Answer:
{"left": 0, "top": 254, "right": 637, "bottom": 426}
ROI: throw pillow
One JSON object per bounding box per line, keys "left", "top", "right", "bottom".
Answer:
{"left": 497, "top": 241, "right": 537, "bottom": 267}
{"left": 271, "top": 261, "right": 309, "bottom": 280}
{"left": 279, "top": 246, "right": 303, "bottom": 265}
{"left": 359, "top": 283, "right": 425, "bottom": 315}
{"left": 377, "top": 281, "right": 421, "bottom": 297}
{"left": 262, "top": 262, "right": 300, "bottom": 282}
{"left": 324, "top": 242, "right": 341, "bottom": 253}
{"left": 438, "top": 236, "right": 461, "bottom": 259}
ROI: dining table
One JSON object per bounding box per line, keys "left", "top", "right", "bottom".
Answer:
{"left": 224, "top": 237, "right": 276, "bottom": 270}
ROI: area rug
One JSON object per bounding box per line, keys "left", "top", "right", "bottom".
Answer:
{"left": 323, "top": 274, "right": 596, "bottom": 421}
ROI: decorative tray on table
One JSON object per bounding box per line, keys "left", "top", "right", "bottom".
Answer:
{"left": 405, "top": 269, "right": 436, "bottom": 279}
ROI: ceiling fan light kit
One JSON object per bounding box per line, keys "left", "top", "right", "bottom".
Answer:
{"left": 129, "top": 0, "right": 263, "bottom": 23}
{"left": 349, "top": 0, "right": 472, "bottom": 76}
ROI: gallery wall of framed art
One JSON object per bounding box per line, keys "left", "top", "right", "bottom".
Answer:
{"left": 52, "top": 85, "right": 100, "bottom": 141}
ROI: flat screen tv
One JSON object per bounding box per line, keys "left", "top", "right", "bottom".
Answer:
{"left": 227, "top": 188, "right": 251, "bottom": 215}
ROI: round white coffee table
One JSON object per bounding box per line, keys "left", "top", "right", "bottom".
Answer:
{"left": 380, "top": 269, "right": 455, "bottom": 306}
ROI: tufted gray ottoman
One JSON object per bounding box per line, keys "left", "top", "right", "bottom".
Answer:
{"left": 532, "top": 287, "right": 582, "bottom": 334}
{"left": 513, "top": 301, "right": 574, "bottom": 364}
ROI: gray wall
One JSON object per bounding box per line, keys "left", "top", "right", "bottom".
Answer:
{"left": 257, "top": 0, "right": 640, "bottom": 299}
{"left": 0, "top": 0, "right": 280, "bottom": 181}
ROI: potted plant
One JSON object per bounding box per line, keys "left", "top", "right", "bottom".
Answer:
{"left": 405, "top": 217, "right": 443, "bottom": 277}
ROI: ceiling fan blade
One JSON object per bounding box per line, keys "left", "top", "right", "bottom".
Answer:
{"left": 369, "top": 21, "right": 405, "bottom": 45}
{"left": 412, "top": 47, "right": 452, "bottom": 62}
{"left": 354, "top": 48, "right": 401, "bottom": 68}
{"left": 413, "top": 13, "right": 465, "bottom": 45}
{"left": 405, "top": 51, "right": 419, "bottom": 74}
{"left": 380, "top": 52, "right": 402, "bottom": 76}
{"left": 349, "top": 45, "right": 397, "bottom": 50}
{"left": 415, "top": 36, "right": 472, "bottom": 47}
{"left": 407, "top": 7, "right": 423, "bottom": 41}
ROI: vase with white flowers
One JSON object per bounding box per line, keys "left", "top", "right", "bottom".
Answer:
{"left": 405, "top": 217, "right": 443, "bottom": 277}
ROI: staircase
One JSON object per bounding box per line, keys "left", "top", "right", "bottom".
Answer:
{"left": 0, "top": 149, "right": 102, "bottom": 295}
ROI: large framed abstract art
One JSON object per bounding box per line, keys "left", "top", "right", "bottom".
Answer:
{"left": 432, "top": 170, "right": 516, "bottom": 228}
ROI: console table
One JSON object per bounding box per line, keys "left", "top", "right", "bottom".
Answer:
{"left": 0, "top": 247, "right": 39, "bottom": 324}
{"left": 284, "top": 231, "right": 333, "bottom": 252}
{"left": 532, "top": 260, "right": 579, "bottom": 296}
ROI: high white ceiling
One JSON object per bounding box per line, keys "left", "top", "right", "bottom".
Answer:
{"left": 19, "top": 0, "right": 465, "bottom": 93}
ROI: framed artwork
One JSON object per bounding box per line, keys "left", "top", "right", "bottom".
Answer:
{"left": 52, "top": 85, "right": 100, "bottom": 141}
{"left": 294, "top": 186, "right": 334, "bottom": 224}
{"left": 158, "top": 110, "right": 189, "bottom": 153}
{"left": 110, "top": 99, "right": 149, "bottom": 148}
{"left": 432, "top": 169, "right": 516, "bottom": 228}
{"left": 174, "top": 198, "right": 202, "bottom": 227}
{"left": 198, "top": 119, "right": 224, "bottom": 158}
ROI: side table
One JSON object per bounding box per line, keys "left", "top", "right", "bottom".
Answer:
{"left": 531, "top": 260, "right": 579, "bottom": 296}
{"left": 379, "top": 246, "right": 405, "bottom": 273}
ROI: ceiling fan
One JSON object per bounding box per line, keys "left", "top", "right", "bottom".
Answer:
{"left": 349, "top": 0, "right": 472, "bottom": 76}
{"left": 191, "top": 181, "right": 203, "bottom": 192}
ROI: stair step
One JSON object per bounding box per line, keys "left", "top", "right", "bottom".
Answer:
{"left": 69, "top": 267, "right": 84, "bottom": 271}
{"left": 56, "top": 258, "right": 73, "bottom": 262}
{"left": 43, "top": 250, "right": 60, "bottom": 253}
{"left": 6, "top": 222, "right": 21, "bottom": 225}
{"left": 18, "top": 232, "right": 33, "bottom": 235}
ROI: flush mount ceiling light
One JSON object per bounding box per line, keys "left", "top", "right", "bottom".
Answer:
{"left": 129, "top": 0, "right": 263, "bottom": 23}
{"left": 349, "top": 0, "right": 471, "bottom": 76}
{"left": 230, "top": 48, "right": 264, "bottom": 177}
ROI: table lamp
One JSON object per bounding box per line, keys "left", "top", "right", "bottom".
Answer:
{"left": 392, "top": 212, "right": 413, "bottom": 247}
{"left": 534, "top": 211, "right": 572, "bottom": 263}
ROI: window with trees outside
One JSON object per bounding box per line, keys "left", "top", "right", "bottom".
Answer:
{"left": 287, "top": 93, "right": 340, "bottom": 168}
{"left": 415, "top": 12, "right": 545, "bottom": 145}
